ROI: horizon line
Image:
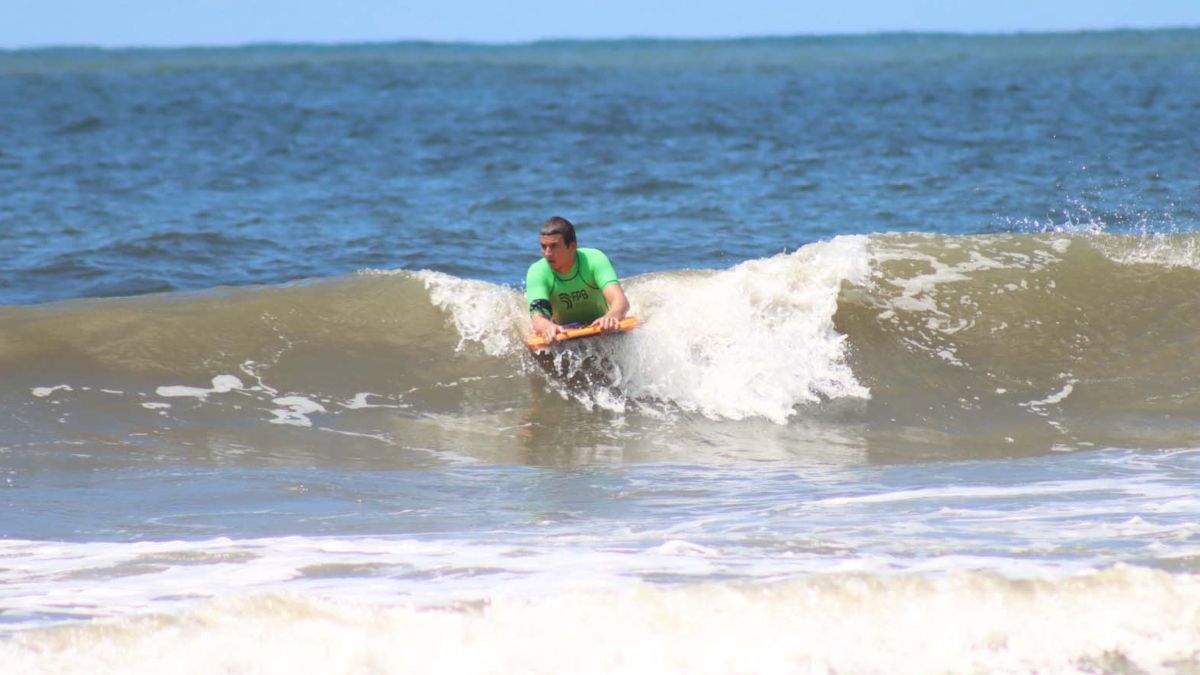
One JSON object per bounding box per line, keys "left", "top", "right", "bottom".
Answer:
{"left": 4, "top": 23, "right": 1198, "bottom": 52}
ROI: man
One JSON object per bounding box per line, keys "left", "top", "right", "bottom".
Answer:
{"left": 526, "top": 216, "right": 630, "bottom": 344}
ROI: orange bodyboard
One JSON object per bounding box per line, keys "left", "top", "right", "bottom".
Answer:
{"left": 525, "top": 317, "right": 640, "bottom": 350}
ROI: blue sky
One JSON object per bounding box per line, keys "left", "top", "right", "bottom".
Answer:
{"left": 5, "top": 0, "right": 1199, "bottom": 48}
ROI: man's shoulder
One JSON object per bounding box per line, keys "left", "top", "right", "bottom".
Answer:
{"left": 527, "top": 258, "right": 551, "bottom": 274}
{"left": 577, "top": 248, "right": 618, "bottom": 287}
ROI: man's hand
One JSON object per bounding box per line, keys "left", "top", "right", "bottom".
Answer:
{"left": 592, "top": 283, "right": 630, "bottom": 333}
{"left": 531, "top": 314, "right": 563, "bottom": 343}
{"left": 540, "top": 323, "right": 564, "bottom": 343}
{"left": 592, "top": 313, "right": 621, "bottom": 333}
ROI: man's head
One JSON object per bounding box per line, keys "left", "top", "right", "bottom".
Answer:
{"left": 539, "top": 216, "right": 577, "bottom": 273}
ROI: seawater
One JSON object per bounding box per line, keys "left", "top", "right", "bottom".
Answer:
{"left": 2, "top": 31, "right": 1200, "bottom": 674}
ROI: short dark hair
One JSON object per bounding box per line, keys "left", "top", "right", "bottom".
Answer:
{"left": 540, "top": 216, "right": 576, "bottom": 246}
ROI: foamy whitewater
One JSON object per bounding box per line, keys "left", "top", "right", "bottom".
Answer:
{"left": 4, "top": 30, "right": 1200, "bottom": 674}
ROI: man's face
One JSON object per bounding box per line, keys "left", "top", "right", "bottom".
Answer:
{"left": 540, "top": 234, "right": 576, "bottom": 273}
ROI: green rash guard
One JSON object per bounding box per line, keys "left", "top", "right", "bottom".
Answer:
{"left": 525, "top": 247, "right": 619, "bottom": 325}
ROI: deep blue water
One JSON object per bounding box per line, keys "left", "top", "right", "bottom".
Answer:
{"left": 2, "top": 31, "right": 1198, "bottom": 304}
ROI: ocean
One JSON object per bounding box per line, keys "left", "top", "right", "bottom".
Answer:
{"left": 2, "top": 29, "right": 1200, "bottom": 673}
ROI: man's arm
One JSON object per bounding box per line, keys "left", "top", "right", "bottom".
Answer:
{"left": 593, "top": 283, "right": 630, "bottom": 333}
{"left": 526, "top": 263, "right": 563, "bottom": 343}
{"left": 531, "top": 311, "right": 563, "bottom": 343}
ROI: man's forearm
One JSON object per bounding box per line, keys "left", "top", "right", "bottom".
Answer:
{"left": 602, "top": 284, "right": 629, "bottom": 320}
{"left": 531, "top": 312, "right": 560, "bottom": 340}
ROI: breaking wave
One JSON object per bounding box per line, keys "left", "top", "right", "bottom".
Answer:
{"left": 6, "top": 231, "right": 1200, "bottom": 457}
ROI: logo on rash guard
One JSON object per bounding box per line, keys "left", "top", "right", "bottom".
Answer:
{"left": 557, "top": 290, "right": 588, "bottom": 309}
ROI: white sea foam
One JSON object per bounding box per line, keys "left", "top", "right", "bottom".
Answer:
{"left": 421, "top": 270, "right": 526, "bottom": 356}
{"left": 2, "top": 449, "right": 1199, "bottom": 670}
{"left": 620, "top": 236, "right": 871, "bottom": 422}
{"left": 30, "top": 385, "right": 72, "bottom": 398}
{"left": 811, "top": 478, "right": 1131, "bottom": 506}
{"left": 1023, "top": 377, "right": 1079, "bottom": 410}
{"left": 3, "top": 567, "right": 1199, "bottom": 675}
{"left": 338, "top": 392, "right": 409, "bottom": 410}
{"left": 268, "top": 396, "right": 327, "bottom": 427}
{"left": 1091, "top": 232, "right": 1200, "bottom": 270}
{"left": 155, "top": 374, "right": 246, "bottom": 400}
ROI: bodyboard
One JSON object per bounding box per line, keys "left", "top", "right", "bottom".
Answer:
{"left": 525, "top": 317, "right": 640, "bottom": 350}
